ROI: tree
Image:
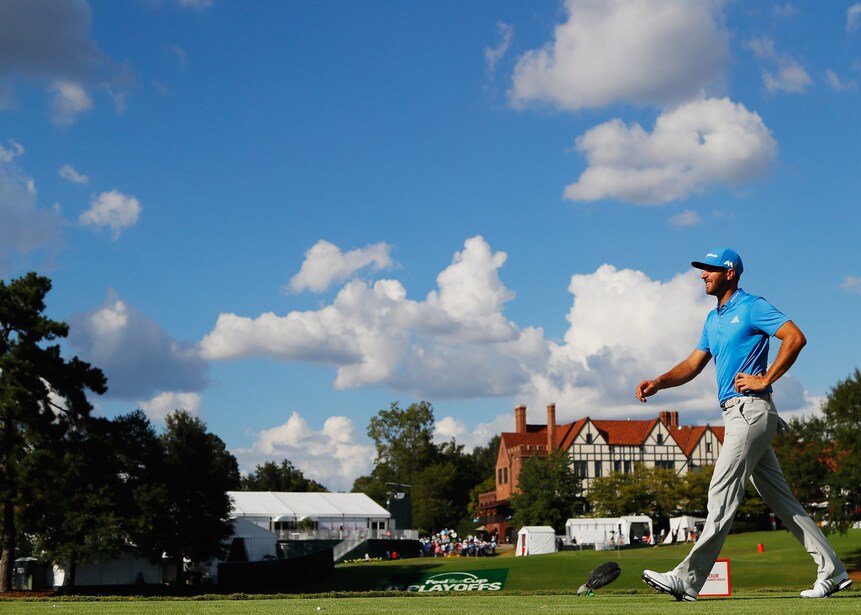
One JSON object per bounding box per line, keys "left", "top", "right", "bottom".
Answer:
{"left": 773, "top": 416, "right": 829, "bottom": 509}
{"left": 106, "top": 411, "right": 171, "bottom": 564}
{"left": 352, "top": 401, "right": 441, "bottom": 511}
{"left": 412, "top": 460, "right": 461, "bottom": 532}
{"left": 20, "top": 411, "right": 169, "bottom": 592}
{"left": 821, "top": 369, "right": 861, "bottom": 531}
{"left": 158, "top": 410, "right": 240, "bottom": 584}
{"left": 511, "top": 451, "right": 585, "bottom": 533}
{"left": 0, "top": 273, "right": 107, "bottom": 591}
{"left": 367, "top": 401, "right": 439, "bottom": 484}
{"left": 678, "top": 466, "right": 713, "bottom": 516}
{"left": 469, "top": 434, "right": 500, "bottom": 480}
{"left": 21, "top": 417, "right": 124, "bottom": 591}
{"left": 240, "top": 459, "right": 328, "bottom": 492}
{"left": 588, "top": 465, "right": 677, "bottom": 518}
{"left": 468, "top": 476, "right": 496, "bottom": 520}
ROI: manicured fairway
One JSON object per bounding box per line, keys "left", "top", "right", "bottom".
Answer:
{"left": 1, "top": 530, "right": 857, "bottom": 614}
{"left": 0, "top": 593, "right": 858, "bottom": 615}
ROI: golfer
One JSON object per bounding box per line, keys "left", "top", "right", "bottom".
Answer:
{"left": 636, "top": 248, "right": 851, "bottom": 601}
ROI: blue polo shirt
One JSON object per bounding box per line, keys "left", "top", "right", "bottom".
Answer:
{"left": 696, "top": 289, "right": 789, "bottom": 405}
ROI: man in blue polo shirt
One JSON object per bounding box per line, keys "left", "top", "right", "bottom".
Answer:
{"left": 635, "top": 248, "right": 850, "bottom": 601}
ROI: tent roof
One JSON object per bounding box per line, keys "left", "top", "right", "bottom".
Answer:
{"left": 518, "top": 526, "right": 555, "bottom": 533}
{"left": 228, "top": 491, "right": 391, "bottom": 521}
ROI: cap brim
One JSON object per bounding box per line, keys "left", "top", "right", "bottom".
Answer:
{"left": 691, "top": 261, "right": 726, "bottom": 270}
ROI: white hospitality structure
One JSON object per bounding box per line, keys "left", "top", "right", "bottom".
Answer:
{"left": 227, "top": 491, "right": 406, "bottom": 540}
{"left": 565, "top": 515, "right": 655, "bottom": 550}
{"left": 515, "top": 526, "right": 557, "bottom": 556}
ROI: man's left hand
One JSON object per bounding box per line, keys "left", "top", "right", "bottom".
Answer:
{"left": 735, "top": 372, "right": 767, "bottom": 393}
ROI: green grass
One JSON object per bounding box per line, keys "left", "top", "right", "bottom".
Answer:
{"left": 0, "top": 529, "right": 857, "bottom": 614}
{"left": 309, "top": 528, "right": 861, "bottom": 593}
{"left": 0, "top": 594, "right": 858, "bottom": 615}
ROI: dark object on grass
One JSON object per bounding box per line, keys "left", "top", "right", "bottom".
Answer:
{"left": 577, "top": 561, "right": 621, "bottom": 596}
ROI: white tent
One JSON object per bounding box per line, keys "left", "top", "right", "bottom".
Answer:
{"left": 565, "top": 516, "right": 654, "bottom": 550}
{"left": 229, "top": 517, "right": 278, "bottom": 561}
{"left": 515, "top": 526, "right": 557, "bottom": 556}
{"left": 662, "top": 516, "right": 706, "bottom": 544}
{"left": 228, "top": 491, "right": 392, "bottom": 537}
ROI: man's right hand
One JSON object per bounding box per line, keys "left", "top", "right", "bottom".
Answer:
{"left": 636, "top": 379, "right": 658, "bottom": 403}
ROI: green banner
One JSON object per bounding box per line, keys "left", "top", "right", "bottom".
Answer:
{"left": 383, "top": 569, "right": 508, "bottom": 592}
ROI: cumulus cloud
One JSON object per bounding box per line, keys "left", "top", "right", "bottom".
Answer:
{"left": 178, "top": 0, "right": 214, "bottom": 9}
{"left": 669, "top": 209, "right": 702, "bottom": 228}
{"left": 139, "top": 392, "right": 203, "bottom": 422}
{"left": 0, "top": 0, "right": 132, "bottom": 122}
{"left": 0, "top": 141, "right": 63, "bottom": 266}
{"left": 59, "top": 163, "right": 89, "bottom": 184}
{"left": 288, "top": 240, "right": 394, "bottom": 293}
{"left": 203, "top": 235, "right": 769, "bottom": 427}
{"left": 79, "top": 190, "right": 141, "bottom": 239}
{"left": 232, "top": 412, "right": 374, "bottom": 492}
{"left": 848, "top": 4, "right": 861, "bottom": 32}
{"left": 563, "top": 97, "right": 777, "bottom": 204}
{"left": 841, "top": 275, "right": 861, "bottom": 295}
{"left": 51, "top": 80, "right": 92, "bottom": 124}
{"left": 510, "top": 0, "right": 728, "bottom": 110}
{"left": 202, "top": 236, "right": 526, "bottom": 395}
{"left": 68, "top": 294, "right": 208, "bottom": 400}
{"left": 485, "top": 21, "right": 514, "bottom": 74}
{"left": 825, "top": 69, "right": 856, "bottom": 92}
{"left": 748, "top": 37, "right": 812, "bottom": 94}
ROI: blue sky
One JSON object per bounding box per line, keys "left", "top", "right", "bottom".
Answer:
{"left": 2, "top": 0, "right": 860, "bottom": 491}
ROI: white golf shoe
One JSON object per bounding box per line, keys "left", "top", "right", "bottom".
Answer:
{"left": 641, "top": 569, "right": 698, "bottom": 602}
{"left": 800, "top": 571, "right": 852, "bottom": 598}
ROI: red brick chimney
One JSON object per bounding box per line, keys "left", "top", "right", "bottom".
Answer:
{"left": 547, "top": 403, "right": 556, "bottom": 451}
{"left": 660, "top": 410, "right": 679, "bottom": 429}
{"left": 515, "top": 405, "right": 527, "bottom": 433}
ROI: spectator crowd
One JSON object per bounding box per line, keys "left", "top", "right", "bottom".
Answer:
{"left": 419, "top": 529, "right": 498, "bottom": 557}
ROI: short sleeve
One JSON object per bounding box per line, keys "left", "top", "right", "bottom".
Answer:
{"left": 750, "top": 297, "right": 789, "bottom": 336}
{"left": 696, "top": 318, "right": 711, "bottom": 353}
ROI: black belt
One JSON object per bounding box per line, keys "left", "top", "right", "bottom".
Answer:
{"left": 721, "top": 393, "right": 772, "bottom": 410}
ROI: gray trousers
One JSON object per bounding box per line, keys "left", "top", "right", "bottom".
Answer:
{"left": 673, "top": 396, "right": 845, "bottom": 593}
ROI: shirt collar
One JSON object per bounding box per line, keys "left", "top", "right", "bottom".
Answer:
{"left": 717, "top": 288, "right": 743, "bottom": 313}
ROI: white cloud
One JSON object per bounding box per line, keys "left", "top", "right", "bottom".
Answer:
{"left": 748, "top": 37, "right": 812, "bottom": 94}
{"left": 170, "top": 44, "right": 189, "bottom": 69}
{"left": 841, "top": 275, "right": 861, "bottom": 295}
{"left": 848, "top": 4, "right": 861, "bottom": 32}
{"left": 669, "top": 209, "right": 702, "bottom": 228}
{"left": 59, "top": 163, "right": 89, "bottom": 184}
{"left": 178, "top": 0, "right": 214, "bottom": 9}
{"left": 485, "top": 21, "right": 514, "bottom": 74}
{"left": 510, "top": 0, "right": 728, "bottom": 111}
{"left": 0, "top": 140, "right": 24, "bottom": 162}
{"left": 79, "top": 190, "right": 141, "bottom": 239}
{"left": 51, "top": 80, "right": 93, "bottom": 125}
{"left": 203, "top": 236, "right": 774, "bottom": 426}
{"left": 773, "top": 3, "right": 797, "bottom": 18}
{"left": 202, "top": 236, "right": 524, "bottom": 395}
{"left": 68, "top": 294, "right": 208, "bottom": 400}
{"left": 825, "top": 69, "right": 856, "bottom": 92}
{"left": 0, "top": 141, "right": 63, "bottom": 265}
{"left": 288, "top": 239, "right": 394, "bottom": 293}
{"left": 139, "top": 392, "right": 202, "bottom": 422}
{"left": 232, "top": 412, "right": 374, "bottom": 492}
{"left": 563, "top": 97, "right": 777, "bottom": 204}
{"left": 0, "top": 0, "right": 133, "bottom": 121}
